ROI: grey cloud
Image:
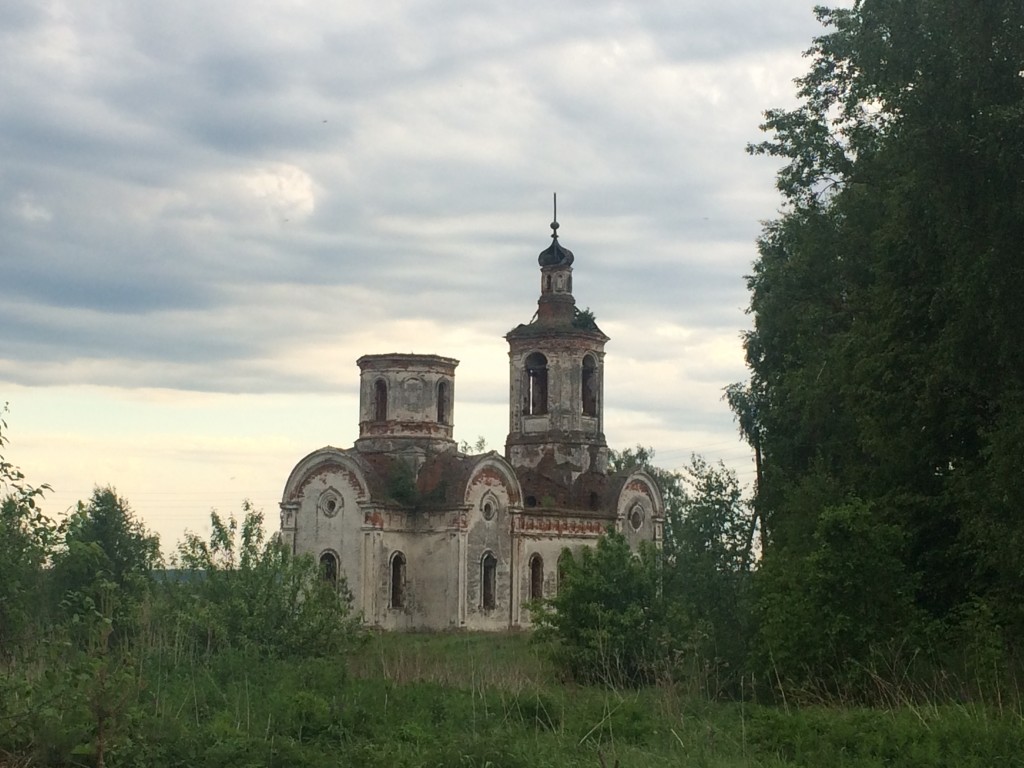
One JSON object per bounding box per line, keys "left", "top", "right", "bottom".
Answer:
{"left": 0, "top": 0, "right": 817, "bottom": 397}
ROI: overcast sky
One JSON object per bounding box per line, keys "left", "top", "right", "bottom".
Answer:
{"left": 2, "top": 0, "right": 827, "bottom": 551}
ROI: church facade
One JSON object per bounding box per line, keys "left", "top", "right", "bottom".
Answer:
{"left": 278, "top": 219, "right": 664, "bottom": 630}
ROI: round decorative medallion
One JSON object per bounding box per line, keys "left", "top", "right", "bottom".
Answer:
{"left": 319, "top": 490, "right": 342, "bottom": 518}
{"left": 629, "top": 503, "right": 644, "bottom": 532}
{"left": 481, "top": 495, "right": 497, "bottom": 521}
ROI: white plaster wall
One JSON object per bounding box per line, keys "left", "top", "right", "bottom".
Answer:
{"left": 464, "top": 466, "right": 516, "bottom": 630}
{"left": 371, "top": 512, "right": 461, "bottom": 631}
{"left": 291, "top": 464, "right": 365, "bottom": 606}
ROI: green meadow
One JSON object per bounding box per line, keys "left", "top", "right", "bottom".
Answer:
{"left": 4, "top": 630, "right": 1023, "bottom": 767}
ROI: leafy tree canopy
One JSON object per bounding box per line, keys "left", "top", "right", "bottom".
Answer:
{"left": 740, "top": 0, "right": 1024, "bottom": 671}
{"left": 51, "top": 487, "right": 161, "bottom": 643}
{"left": 0, "top": 405, "right": 56, "bottom": 654}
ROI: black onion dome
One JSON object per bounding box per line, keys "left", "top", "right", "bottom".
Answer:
{"left": 538, "top": 220, "right": 574, "bottom": 267}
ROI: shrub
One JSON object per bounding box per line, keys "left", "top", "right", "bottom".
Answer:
{"left": 534, "top": 530, "right": 667, "bottom": 686}
{"left": 163, "top": 502, "right": 362, "bottom": 659}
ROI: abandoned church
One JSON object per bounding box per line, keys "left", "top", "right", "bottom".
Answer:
{"left": 278, "top": 218, "right": 665, "bottom": 630}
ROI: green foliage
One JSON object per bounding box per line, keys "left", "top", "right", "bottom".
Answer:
{"left": 609, "top": 446, "right": 685, "bottom": 516}
{"left": 52, "top": 486, "right": 161, "bottom": 644}
{"left": 741, "top": 0, "right": 1024, "bottom": 684}
{"left": 0, "top": 404, "right": 56, "bottom": 655}
{"left": 386, "top": 460, "right": 420, "bottom": 506}
{"left": 608, "top": 448, "right": 757, "bottom": 695}
{"left": 534, "top": 530, "right": 667, "bottom": 687}
{"left": 748, "top": 704, "right": 1024, "bottom": 768}
{"left": 167, "top": 502, "right": 361, "bottom": 658}
{"left": 666, "top": 456, "right": 756, "bottom": 696}
{"left": 757, "top": 499, "right": 922, "bottom": 695}
{"left": 572, "top": 306, "right": 598, "bottom": 330}
{"left": 385, "top": 459, "right": 448, "bottom": 507}
{"left": 668, "top": 455, "right": 751, "bottom": 574}
{"left": 458, "top": 435, "right": 489, "bottom": 453}
{"left": 3, "top": 628, "right": 1024, "bottom": 766}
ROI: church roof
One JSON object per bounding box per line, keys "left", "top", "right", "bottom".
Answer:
{"left": 537, "top": 220, "right": 574, "bottom": 267}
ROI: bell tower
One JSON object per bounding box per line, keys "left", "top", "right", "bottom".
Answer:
{"left": 505, "top": 203, "right": 609, "bottom": 480}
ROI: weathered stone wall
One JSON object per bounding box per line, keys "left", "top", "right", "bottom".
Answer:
{"left": 463, "top": 460, "right": 518, "bottom": 630}
{"left": 356, "top": 354, "right": 457, "bottom": 451}
{"left": 282, "top": 451, "right": 368, "bottom": 608}
{"left": 506, "top": 337, "right": 608, "bottom": 476}
{"left": 511, "top": 525, "right": 601, "bottom": 626}
{"left": 615, "top": 470, "right": 664, "bottom": 551}
{"left": 368, "top": 519, "right": 460, "bottom": 630}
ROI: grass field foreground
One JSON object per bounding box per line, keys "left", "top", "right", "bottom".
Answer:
{"left": 3, "top": 631, "right": 1023, "bottom": 766}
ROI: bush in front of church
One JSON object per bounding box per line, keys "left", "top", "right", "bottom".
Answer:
{"left": 532, "top": 530, "right": 669, "bottom": 687}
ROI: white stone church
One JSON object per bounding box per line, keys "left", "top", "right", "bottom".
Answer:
{"left": 278, "top": 218, "right": 664, "bottom": 630}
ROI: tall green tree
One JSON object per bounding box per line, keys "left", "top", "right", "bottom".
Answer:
{"left": 51, "top": 487, "right": 161, "bottom": 642}
{"left": 0, "top": 405, "right": 56, "bottom": 655}
{"left": 742, "top": 0, "right": 1024, "bottom": 672}
{"left": 666, "top": 455, "right": 756, "bottom": 696}
{"left": 598, "top": 448, "right": 755, "bottom": 693}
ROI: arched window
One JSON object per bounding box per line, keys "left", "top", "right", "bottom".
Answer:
{"left": 481, "top": 552, "right": 497, "bottom": 610}
{"left": 524, "top": 352, "right": 548, "bottom": 416}
{"left": 582, "top": 354, "right": 597, "bottom": 417}
{"left": 319, "top": 552, "right": 338, "bottom": 584}
{"left": 390, "top": 551, "right": 406, "bottom": 608}
{"left": 374, "top": 379, "right": 388, "bottom": 422}
{"left": 529, "top": 554, "right": 544, "bottom": 600}
{"left": 545, "top": 274, "right": 552, "bottom": 292}
{"left": 437, "top": 380, "right": 448, "bottom": 424}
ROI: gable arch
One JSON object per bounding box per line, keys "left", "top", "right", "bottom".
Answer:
{"left": 613, "top": 468, "right": 666, "bottom": 523}
{"left": 610, "top": 466, "right": 667, "bottom": 544}
{"left": 280, "top": 447, "right": 370, "bottom": 505}
{"left": 464, "top": 453, "right": 523, "bottom": 509}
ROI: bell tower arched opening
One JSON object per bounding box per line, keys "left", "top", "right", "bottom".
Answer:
{"left": 524, "top": 352, "right": 548, "bottom": 416}
{"left": 373, "top": 379, "right": 388, "bottom": 422}
{"left": 582, "top": 354, "right": 598, "bottom": 417}
{"left": 437, "top": 380, "right": 449, "bottom": 424}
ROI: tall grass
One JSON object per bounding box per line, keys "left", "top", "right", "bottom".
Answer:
{"left": 3, "top": 626, "right": 1024, "bottom": 766}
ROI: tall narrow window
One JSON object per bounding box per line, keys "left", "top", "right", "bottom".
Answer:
{"left": 582, "top": 354, "right": 597, "bottom": 416}
{"left": 374, "top": 379, "right": 388, "bottom": 422}
{"left": 390, "top": 551, "right": 406, "bottom": 608}
{"left": 319, "top": 552, "right": 338, "bottom": 584}
{"left": 481, "top": 552, "right": 497, "bottom": 610}
{"left": 437, "top": 380, "right": 448, "bottom": 424}
{"left": 524, "top": 352, "right": 548, "bottom": 415}
{"left": 529, "top": 554, "right": 544, "bottom": 600}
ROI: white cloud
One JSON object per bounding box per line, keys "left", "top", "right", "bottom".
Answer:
{"left": 11, "top": 192, "right": 53, "bottom": 222}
